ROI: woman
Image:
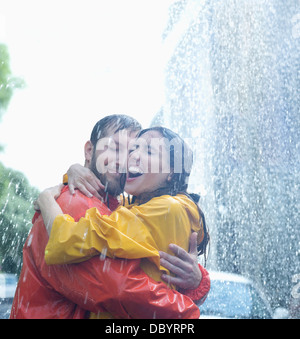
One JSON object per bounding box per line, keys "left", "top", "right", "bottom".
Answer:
{"left": 37, "top": 127, "right": 209, "bottom": 286}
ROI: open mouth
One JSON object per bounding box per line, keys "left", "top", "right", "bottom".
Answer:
{"left": 128, "top": 166, "right": 144, "bottom": 180}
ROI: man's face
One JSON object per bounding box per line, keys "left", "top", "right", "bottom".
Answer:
{"left": 90, "top": 128, "right": 138, "bottom": 196}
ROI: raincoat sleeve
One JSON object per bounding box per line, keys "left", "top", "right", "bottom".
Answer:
{"left": 183, "top": 264, "right": 211, "bottom": 306}
{"left": 45, "top": 196, "right": 197, "bottom": 272}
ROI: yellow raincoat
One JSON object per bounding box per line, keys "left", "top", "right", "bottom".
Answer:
{"left": 45, "top": 194, "right": 204, "bottom": 284}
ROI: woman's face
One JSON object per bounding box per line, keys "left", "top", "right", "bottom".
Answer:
{"left": 125, "top": 130, "right": 171, "bottom": 197}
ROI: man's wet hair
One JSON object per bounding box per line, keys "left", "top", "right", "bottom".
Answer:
{"left": 90, "top": 114, "right": 142, "bottom": 147}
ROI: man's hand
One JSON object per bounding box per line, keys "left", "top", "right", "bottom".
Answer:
{"left": 67, "top": 164, "right": 104, "bottom": 200}
{"left": 159, "top": 232, "right": 202, "bottom": 290}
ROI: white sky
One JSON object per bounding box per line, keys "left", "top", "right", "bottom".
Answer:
{"left": 0, "top": 0, "right": 175, "bottom": 190}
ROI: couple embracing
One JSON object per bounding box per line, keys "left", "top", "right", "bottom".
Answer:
{"left": 11, "top": 114, "right": 210, "bottom": 319}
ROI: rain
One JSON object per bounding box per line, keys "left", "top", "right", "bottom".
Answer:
{"left": 158, "top": 0, "right": 299, "bottom": 318}
{"left": 0, "top": 0, "right": 299, "bottom": 320}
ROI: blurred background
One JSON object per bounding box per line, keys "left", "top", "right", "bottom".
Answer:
{"left": 0, "top": 0, "right": 299, "bottom": 318}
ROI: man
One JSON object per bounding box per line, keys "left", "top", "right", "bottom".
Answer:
{"left": 10, "top": 115, "right": 210, "bottom": 319}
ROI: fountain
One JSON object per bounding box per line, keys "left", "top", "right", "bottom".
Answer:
{"left": 157, "top": 0, "right": 299, "bottom": 309}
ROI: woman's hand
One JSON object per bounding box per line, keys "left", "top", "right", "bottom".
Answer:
{"left": 34, "top": 184, "right": 64, "bottom": 211}
{"left": 67, "top": 164, "right": 104, "bottom": 200}
{"left": 159, "top": 232, "right": 202, "bottom": 291}
{"left": 34, "top": 184, "right": 64, "bottom": 235}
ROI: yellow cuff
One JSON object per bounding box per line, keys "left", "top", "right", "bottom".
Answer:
{"left": 63, "top": 173, "right": 68, "bottom": 185}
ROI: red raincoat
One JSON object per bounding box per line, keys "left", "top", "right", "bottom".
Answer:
{"left": 10, "top": 186, "right": 210, "bottom": 319}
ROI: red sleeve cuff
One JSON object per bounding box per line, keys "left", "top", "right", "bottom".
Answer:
{"left": 183, "top": 264, "right": 211, "bottom": 305}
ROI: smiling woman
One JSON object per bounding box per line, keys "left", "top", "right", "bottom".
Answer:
{"left": 126, "top": 127, "right": 194, "bottom": 205}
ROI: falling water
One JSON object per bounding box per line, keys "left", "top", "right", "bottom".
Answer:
{"left": 157, "top": 0, "right": 299, "bottom": 309}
